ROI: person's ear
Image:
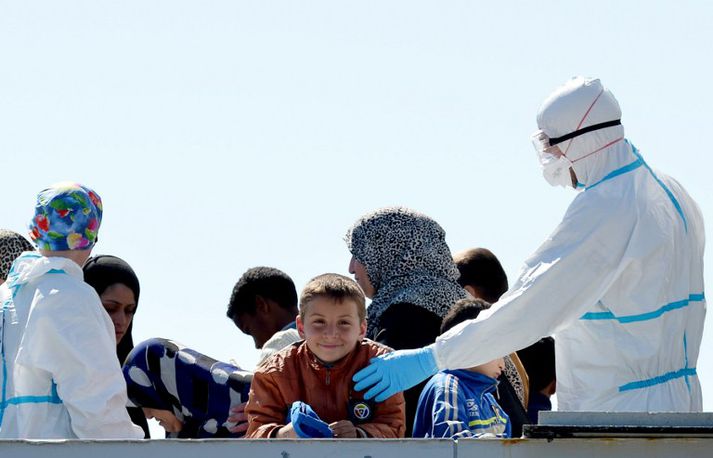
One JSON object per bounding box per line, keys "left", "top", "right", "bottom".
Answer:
{"left": 464, "top": 285, "right": 478, "bottom": 298}
{"left": 296, "top": 315, "right": 306, "bottom": 339}
{"left": 358, "top": 320, "right": 367, "bottom": 339}
{"left": 255, "top": 295, "right": 272, "bottom": 314}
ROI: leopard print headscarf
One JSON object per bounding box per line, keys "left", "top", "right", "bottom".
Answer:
{"left": 0, "top": 229, "right": 34, "bottom": 281}
{"left": 345, "top": 207, "right": 469, "bottom": 340}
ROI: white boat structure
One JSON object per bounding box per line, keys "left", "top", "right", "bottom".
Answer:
{"left": 2, "top": 412, "right": 713, "bottom": 458}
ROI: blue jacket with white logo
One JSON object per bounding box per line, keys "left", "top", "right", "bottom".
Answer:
{"left": 413, "top": 369, "right": 510, "bottom": 438}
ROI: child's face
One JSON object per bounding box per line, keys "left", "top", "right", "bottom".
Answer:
{"left": 297, "top": 296, "right": 366, "bottom": 363}
{"left": 471, "top": 357, "right": 505, "bottom": 379}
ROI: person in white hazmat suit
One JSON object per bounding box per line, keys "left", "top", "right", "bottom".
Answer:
{"left": 352, "top": 76, "right": 706, "bottom": 413}
{"left": 0, "top": 182, "right": 143, "bottom": 439}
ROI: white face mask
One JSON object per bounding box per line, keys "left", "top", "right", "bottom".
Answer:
{"left": 531, "top": 130, "right": 574, "bottom": 188}
{"left": 539, "top": 151, "right": 573, "bottom": 188}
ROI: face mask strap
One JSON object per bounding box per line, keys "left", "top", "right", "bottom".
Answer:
{"left": 549, "top": 120, "right": 622, "bottom": 146}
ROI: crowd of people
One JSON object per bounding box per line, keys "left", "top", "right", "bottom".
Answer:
{"left": 0, "top": 76, "right": 705, "bottom": 440}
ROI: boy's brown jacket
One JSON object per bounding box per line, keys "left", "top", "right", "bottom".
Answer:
{"left": 245, "top": 339, "right": 406, "bottom": 438}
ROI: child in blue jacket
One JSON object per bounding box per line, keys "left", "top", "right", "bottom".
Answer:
{"left": 413, "top": 299, "right": 511, "bottom": 438}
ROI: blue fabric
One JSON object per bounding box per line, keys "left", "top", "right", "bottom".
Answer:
{"left": 526, "top": 391, "right": 552, "bottom": 424}
{"left": 580, "top": 293, "right": 705, "bottom": 323}
{"left": 413, "top": 370, "right": 510, "bottom": 438}
{"left": 585, "top": 157, "right": 643, "bottom": 190}
{"left": 122, "top": 338, "right": 252, "bottom": 438}
{"left": 353, "top": 346, "right": 438, "bottom": 402}
{"left": 618, "top": 367, "right": 697, "bottom": 392}
{"left": 289, "top": 401, "right": 333, "bottom": 438}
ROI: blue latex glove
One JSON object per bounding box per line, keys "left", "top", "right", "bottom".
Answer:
{"left": 352, "top": 346, "right": 439, "bottom": 402}
{"left": 289, "top": 401, "right": 333, "bottom": 438}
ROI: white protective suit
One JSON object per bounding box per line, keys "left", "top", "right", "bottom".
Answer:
{"left": 0, "top": 253, "right": 143, "bottom": 438}
{"left": 434, "top": 77, "right": 706, "bottom": 412}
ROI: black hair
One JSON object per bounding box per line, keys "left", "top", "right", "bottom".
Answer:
{"left": 226, "top": 266, "right": 298, "bottom": 320}
{"left": 454, "top": 248, "right": 508, "bottom": 304}
{"left": 440, "top": 298, "right": 492, "bottom": 334}
{"left": 516, "top": 337, "right": 556, "bottom": 393}
{"left": 83, "top": 255, "right": 141, "bottom": 365}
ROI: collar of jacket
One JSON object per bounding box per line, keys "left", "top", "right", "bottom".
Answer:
{"left": 300, "top": 340, "right": 363, "bottom": 374}
{"left": 445, "top": 369, "right": 500, "bottom": 395}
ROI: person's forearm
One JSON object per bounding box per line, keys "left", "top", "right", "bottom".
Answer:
{"left": 275, "top": 423, "right": 297, "bottom": 438}
{"left": 246, "top": 423, "right": 284, "bottom": 438}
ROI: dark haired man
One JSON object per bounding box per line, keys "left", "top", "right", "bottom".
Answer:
{"left": 227, "top": 266, "right": 299, "bottom": 351}
{"left": 453, "top": 248, "right": 508, "bottom": 304}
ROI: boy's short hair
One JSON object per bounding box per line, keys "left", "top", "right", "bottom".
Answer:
{"left": 440, "top": 298, "right": 492, "bottom": 334}
{"left": 226, "top": 267, "right": 297, "bottom": 319}
{"left": 454, "top": 248, "right": 508, "bottom": 304}
{"left": 299, "top": 273, "right": 366, "bottom": 321}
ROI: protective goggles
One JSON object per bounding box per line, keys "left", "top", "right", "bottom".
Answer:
{"left": 531, "top": 119, "right": 621, "bottom": 153}
{"left": 531, "top": 130, "right": 564, "bottom": 158}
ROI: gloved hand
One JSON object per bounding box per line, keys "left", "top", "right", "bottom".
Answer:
{"left": 352, "top": 346, "right": 439, "bottom": 402}
{"left": 289, "top": 401, "right": 333, "bottom": 438}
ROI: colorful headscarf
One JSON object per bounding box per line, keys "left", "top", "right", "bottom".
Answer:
{"left": 29, "top": 182, "right": 103, "bottom": 251}
{"left": 123, "top": 338, "right": 253, "bottom": 438}
{"left": 0, "top": 230, "right": 34, "bottom": 280}
{"left": 345, "top": 207, "right": 470, "bottom": 339}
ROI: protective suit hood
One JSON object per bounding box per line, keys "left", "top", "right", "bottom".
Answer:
{"left": 536, "top": 77, "right": 628, "bottom": 187}
{"left": 4, "top": 253, "right": 83, "bottom": 294}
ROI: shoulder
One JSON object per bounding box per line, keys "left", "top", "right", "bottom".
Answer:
{"left": 360, "top": 338, "right": 394, "bottom": 356}
{"left": 422, "top": 371, "right": 461, "bottom": 397}
{"left": 257, "top": 329, "right": 302, "bottom": 366}
{"left": 262, "top": 329, "right": 301, "bottom": 352}
{"left": 564, "top": 184, "right": 635, "bottom": 228}
{"left": 34, "top": 274, "right": 102, "bottom": 312}
{"left": 254, "top": 340, "right": 304, "bottom": 376}
{"left": 379, "top": 302, "right": 442, "bottom": 327}
{"left": 382, "top": 302, "right": 441, "bottom": 317}
{"left": 435, "top": 371, "right": 462, "bottom": 390}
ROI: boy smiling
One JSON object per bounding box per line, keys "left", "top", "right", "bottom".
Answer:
{"left": 245, "top": 273, "right": 405, "bottom": 438}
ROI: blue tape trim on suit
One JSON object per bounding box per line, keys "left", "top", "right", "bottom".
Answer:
{"left": 580, "top": 293, "right": 705, "bottom": 323}
{"left": 0, "top": 381, "right": 62, "bottom": 409}
{"left": 618, "top": 367, "right": 697, "bottom": 392}
{"left": 584, "top": 140, "right": 688, "bottom": 232}
{"left": 586, "top": 158, "right": 643, "bottom": 190}
{"left": 683, "top": 333, "right": 691, "bottom": 392}
{"left": 1, "top": 304, "right": 9, "bottom": 424}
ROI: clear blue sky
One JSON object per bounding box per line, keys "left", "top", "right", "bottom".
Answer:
{"left": 2, "top": 0, "right": 711, "bottom": 418}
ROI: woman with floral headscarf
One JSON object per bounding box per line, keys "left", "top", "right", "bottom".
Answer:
{"left": 0, "top": 182, "right": 142, "bottom": 439}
